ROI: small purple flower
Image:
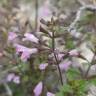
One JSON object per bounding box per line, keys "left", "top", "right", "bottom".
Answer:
{"left": 23, "top": 33, "right": 39, "bottom": 43}
{"left": 8, "top": 32, "right": 17, "bottom": 41}
{"left": 57, "top": 53, "right": 64, "bottom": 61}
{"left": 14, "top": 44, "right": 29, "bottom": 53}
{"left": 13, "top": 76, "right": 20, "bottom": 84}
{"left": 21, "top": 48, "right": 37, "bottom": 62}
{"left": 6, "top": 73, "right": 15, "bottom": 82}
{"left": 39, "top": 7, "right": 51, "bottom": 19}
{"left": 69, "top": 49, "right": 79, "bottom": 56}
{"left": 47, "top": 92, "right": 55, "bottom": 96}
{"left": 6, "top": 73, "right": 20, "bottom": 84}
{"left": 20, "top": 51, "right": 30, "bottom": 62}
{"left": 33, "top": 81, "right": 43, "bottom": 96}
{"left": 59, "top": 61, "right": 72, "bottom": 71}
{"left": 14, "top": 44, "right": 26, "bottom": 54}
{"left": 14, "top": 44, "right": 37, "bottom": 54}
{"left": 39, "top": 63, "right": 48, "bottom": 70}
{"left": 14, "top": 44, "right": 38, "bottom": 61}
{"left": 38, "top": 1, "right": 52, "bottom": 19}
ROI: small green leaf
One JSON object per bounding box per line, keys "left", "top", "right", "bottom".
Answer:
{"left": 56, "top": 84, "right": 73, "bottom": 96}
{"left": 66, "top": 68, "right": 80, "bottom": 81}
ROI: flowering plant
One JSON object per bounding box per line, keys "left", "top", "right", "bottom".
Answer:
{"left": 0, "top": 0, "right": 96, "bottom": 96}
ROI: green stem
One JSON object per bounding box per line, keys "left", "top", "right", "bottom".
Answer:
{"left": 51, "top": 20, "right": 63, "bottom": 85}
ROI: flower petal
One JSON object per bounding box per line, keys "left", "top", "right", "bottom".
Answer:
{"left": 39, "top": 63, "right": 48, "bottom": 70}
{"left": 20, "top": 51, "right": 30, "bottom": 62}
{"left": 13, "top": 76, "right": 20, "bottom": 84}
{"left": 59, "top": 61, "right": 72, "bottom": 71}
{"left": 38, "top": 0, "right": 52, "bottom": 20}
{"left": 6, "top": 73, "right": 15, "bottom": 82}
{"left": 69, "top": 49, "right": 79, "bottom": 56}
{"left": 14, "top": 44, "right": 38, "bottom": 61}
{"left": 23, "top": 33, "right": 39, "bottom": 43}
{"left": 8, "top": 32, "right": 17, "bottom": 41}
{"left": 47, "top": 92, "right": 55, "bottom": 96}
{"left": 33, "top": 82, "right": 43, "bottom": 96}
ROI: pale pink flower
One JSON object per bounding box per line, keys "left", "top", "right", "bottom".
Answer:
{"left": 20, "top": 51, "right": 31, "bottom": 62}
{"left": 33, "top": 81, "right": 43, "bottom": 96}
{"left": 59, "top": 61, "right": 72, "bottom": 71}
{"left": 39, "top": 7, "right": 51, "bottom": 19}
{"left": 57, "top": 53, "right": 64, "bottom": 61}
{"left": 22, "top": 48, "right": 37, "bottom": 61}
{"left": 69, "top": 49, "right": 79, "bottom": 56}
{"left": 39, "top": 63, "right": 48, "bottom": 70}
{"left": 47, "top": 92, "right": 55, "bottom": 96}
{"left": 23, "top": 33, "right": 39, "bottom": 43}
{"left": 6, "top": 73, "right": 20, "bottom": 84}
{"left": 38, "top": 1, "right": 52, "bottom": 19}
{"left": 14, "top": 44, "right": 28, "bottom": 53}
{"left": 6, "top": 73, "right": 15, "bottom": 82}
{"left": 14, "top": 44, "right": 37, "bottom": 53}
{"left": 20, "top": 48, "right": 37, "bottom": 62}
{"left": 14, "top": 44, "right": 38, "bottom": 54}
{"left": 14, "top": 44, "right": 38, "bottom": 61}
{"left": 13, "top": 76, "right": 20, "bottom": 84}
{"left": 8, "top": 32, "right": 17, "bottom": 41}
